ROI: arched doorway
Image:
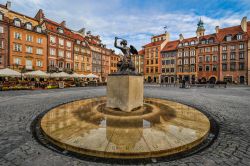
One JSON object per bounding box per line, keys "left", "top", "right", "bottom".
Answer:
{"left": 209, "top": 77, "right": 216, "bottom": 84}
{"left": 164, "top": 77, "right": 169, "bottom": 83}
{"left": 240, "top": 76, "right": 245, "bottom": 84}
{"left": 147, "top": 76, "right": 152, "bottom": 83}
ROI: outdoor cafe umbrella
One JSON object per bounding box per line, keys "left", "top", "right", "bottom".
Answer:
{"left": 70, "top": 73, "right": 82, "bottom": 78}
{"left": 50, "top": 72, "right": 71, "bottom": 78}
{"left": 79, "top": 74, "right": 86, "bottom": 78}
{"left": 86, "top": 73, "right": 99, "bottom": 78}
{"left": 0, "top": 68, "right": 21, "bottom": 77}
{"left": 24, "top": 70, "right": 48, "bottom": 78}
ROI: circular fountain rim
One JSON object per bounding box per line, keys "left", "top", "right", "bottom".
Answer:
{"left": 30, "top": 96, "right": 219, "bottom": 164}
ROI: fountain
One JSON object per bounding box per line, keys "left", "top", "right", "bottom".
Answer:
{"left": 33, "top": 37, "right": 216, "bottom": 161}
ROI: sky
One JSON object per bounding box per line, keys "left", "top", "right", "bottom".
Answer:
{"left": 1, "top": 0, "right": 250, "bottom": 53}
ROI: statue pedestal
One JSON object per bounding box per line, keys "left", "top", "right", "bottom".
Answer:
{"left": 106, "top": 75, "right": 144, "bottom": 112}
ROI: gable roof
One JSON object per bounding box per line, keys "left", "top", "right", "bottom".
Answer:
{"left": 161, "top": 40, "right": 179, "bottom": 52}
{"left": 217, "top": 25, "right": 247, "bottom": 41}
{"left": 143, "top": 40, "right": 164, "bottom": 48}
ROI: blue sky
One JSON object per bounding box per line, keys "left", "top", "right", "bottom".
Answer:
{"left": 1, "top": 0, "right": 250, "bottom": 52}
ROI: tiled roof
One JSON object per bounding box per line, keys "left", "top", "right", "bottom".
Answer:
{"left": 217, "top": 25, "right": 246, "bottom": 41}
{"left": 73, "top": 33, "right": 84, "bottom": 41}
{"left": 143, "top": 40, "right": 164, "bottom": 47}
{"left": 152, "top": 33, "right": 165, "bottom": 38}
{"left": 161, "top": 40, "right": 179, "bottom": 52}
{"left": 138, "top": 49, "right": 145, "bottom": 55}
{"left": 44, "top": 18, "right": 74, "bottom": 38}
{"left": 180, "top": 36, "right": 198, "bottom": 43}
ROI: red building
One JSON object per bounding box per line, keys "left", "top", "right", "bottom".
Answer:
{"left": 35, "top": 10, "right": 74, "bottom": 73}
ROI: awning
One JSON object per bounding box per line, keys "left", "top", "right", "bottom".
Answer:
{"left": 24, "top": 70, "right": 48, "bottom": 78}
{"left": 86, "top": 73, "right": 99, "bottom": 78}
{"left": 0, "top": 68, "right": 21, "bottom": 77}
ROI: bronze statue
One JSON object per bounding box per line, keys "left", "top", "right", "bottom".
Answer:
{"left": 114, "top": 37, "right": 139, "bottom": 75}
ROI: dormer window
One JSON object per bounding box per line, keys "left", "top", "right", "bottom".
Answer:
{"left": 209, "top": 38, "right": 214, "bottom": 43}
{"left": 190, "top": 41, "right": 195, "bottom": 45}
{"left": 184, "top": 42, "right": 188, "bottom": 46}
{"left": 26, "top": 23, "right": 32, "bottom": 30}
{"left": 57, "top": 27, "right": 64, "bottom": 34}
{"left": 14, "top": 18, "right": 21, "bottom": 27}
{"left": 0, "top": 13, "right": 3, "bottom": 21}
{"left": 237, "top": 34, "right": 242, "bottom": 40}
{"left": 201, "top": 40, "right": 206, "bottom": 44}
{"left": 226, "top": 35, "right": 232, "bottom": 41}
{"left": 76, "top": 40, "right": 80, "bottom": 44}
{"left": 36, "top": 26, "right": 42, "bottom": 33}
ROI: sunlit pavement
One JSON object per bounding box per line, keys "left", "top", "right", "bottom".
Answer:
{"left": 0, "top": 86, "right": 250, "bottom": 165}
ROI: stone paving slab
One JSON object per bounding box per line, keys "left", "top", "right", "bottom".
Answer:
{"left": 0, "top": 86, "right": 250, "bottom": 165}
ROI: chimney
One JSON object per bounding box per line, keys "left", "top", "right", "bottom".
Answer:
{"left": 35, "top": 9, "right": 45, "bottom": 22}
{"left": 215, "top": 26, "right": 219, "bottom": 33}
{"left": 6, "top": 1, "right": 11, "bottom": 10}
{"left": 61, "top": 21, "right": 66, "bottom": 27}
{"left": 78, "top": 28, "right": 85, "bottom": 36}
{"left": 241, "top": 16, "right": 247, "bottom": 32}
{"left": 179, "top": 34, "right": 184, "bottom": 41}
{"left": 165, "top": 32, "right": 170, "bottom": 42}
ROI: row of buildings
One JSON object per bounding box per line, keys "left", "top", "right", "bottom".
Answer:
{"left": 140, "top": 17, "right": 250, "bottom": 85}
{"left": 0, "top": 2, "right": 120, "bottom": 81}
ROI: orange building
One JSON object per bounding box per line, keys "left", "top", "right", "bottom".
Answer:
{"left": 110, "top": 52, "right": 121, "bottom": 73}
{"left": 132, "top": 49, "right": 144, "bottom": 74}
{"left": 143, "top": 32, "right": 169, "bottom": 83}
{"left": 1, "top": 2, "right": 47, "bottom": 71}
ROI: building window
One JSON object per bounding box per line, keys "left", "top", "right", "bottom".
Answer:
{"left": 26, "top": 23, "right": 32, "bottom": 30}
{"left": 199, "top": 56, "right": 202, "bottom": 62}
{"left": 178, "top": 59, "right": 182, "bottom": 65}
{"left": 14, "top": 19, "right": 21, "bottom": 27}
{"left": 222, "top": 46, "right": 227, "bottom": 51}
{"left": 0, "top": 40, "right": 3, "bottom": 49}
{"left": 230, "top": 63, "right": 236, "bottom": 71}
{"left": 0, "top": 26, "right": 3, "bottom": 33}
{"left": 239, "top": 52, "right": 244, "bottom": 59}
{"left": 26, "top": 59, "right": 33, "bottom": 70}
{"left": 66, "top": 41, "right": 71, "bottom": 48}
{"left": 14, "top": 32, "right": 22, "bottom": 39}
{"left": 237, "top": 34, "right": 242, "bottom": 40}
{"left": 222, "top": 64, "right": 227, "bottom": 71}
{"left": 178, "top": 52, "right": 182, "bottom": 57}
{"left": 59, "top": 38, "right": 64, "bottom": 46}
{"left": 222, "top": 53, "right": 227, "bottom": 60}
{"left": 26, "top": 46, "right": 33, "bottom": 53}
{"left": 58, "top": 28, "right": 64, "bottom": 34}
{"left": 184, "top": 59, "right": 189, "bottom": 65}
{"left": 212, "top": 46, "right": 218, "bottom": 52}
{"left": 190, "top": 66, "right": 195, "bottom": 72}
{"left": 230, "top": 53, "right": 235, "bottom": 60}
{"left": 150, "top": 68, "right": 153, "bottom": 73}
{"left": 198, "top": 65, "right": 202, "bottom": 71}
{"left": 226, "top": 35, "right": 232, "bottom": 41}
{"left": 151, "top": 60, "right": 153, "bottom": 64}
{"left": 156, "top": 59, "right": 158, "bottom": 64}
{"left": 66, "top": 63, "right": 71, "bottom": 69}
{"left": 36, "top": 48, "right": 43, "bottom": 55}
{"left": 0, "top": 56, "right": 2, "bottom": 64}
{"left": 36, "top": 26, "right": 42, "bottom": 33}
{"left": 230, "top": 45, "right": 235, "bottom": 50}
{"left": 170, "top": 68, "right": 174, "bottom": 72}
{"left": 59, "top": 50, "right": 64, "bottom": 57}
{"left": 190, "top": 58, "right": 195, "bottom": 64}
{"left": 162, "top": 68, "right": 165, "bottom": 73}
{"left": 26, "top": 35, "right": 33, "bottom": 42}
{"left": 212, "top": 65, "right": 217, "bottom": 71}
{"left": 14, "top": 44, "right": 22, "bottom": 52}
{"left": 205, "top": 65, "right": 210, "bottom": 71}
{"left": 239, "top": 44, "right": 244, "bottom": 50}
{"left": 36, "top": 60, "right": 43, "bottom": 67}
{"left": 205, "top": 55, "right": 210, "bottom": 62}
{"left": 162, "top": 60, "right": 165, "bottom": 65}
{"left": 50, "top": 36, "right": 56, "bottom": 44}
{"left": 179, "top": 67, "right": 183, "bottom": 72}
{"left": 212, "top": 55, "right": 217, "bottom": 62}
{"left": 66, "top": 52, "right": 71, "bottom": 58}
{"left": 146, "top": 68, "right": 149, "bottom": 73}
{"left": 205, "top": 47, "right": 210, "bottom": 52}
{"left": 239, "top": 63, "right": 244, "bottom": 70}
{"left": 58, "top": 61, "right": 64, "bottom": 68}
{"left": 14, "top": 58, "right": 21, "bottom": 65}
{"left": 37, "top": 38, "right": 43, "bottom": 44}
{"left": 50, "top": 48, "right": 55, "bottom": 56}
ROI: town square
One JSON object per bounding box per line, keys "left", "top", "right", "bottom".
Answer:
{"left": 0, "top": 0, "right": 250, "bottom": 166}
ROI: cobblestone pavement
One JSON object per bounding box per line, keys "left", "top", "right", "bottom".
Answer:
{"left": 0, "top": 86, "right": 250, "bottom": 166}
